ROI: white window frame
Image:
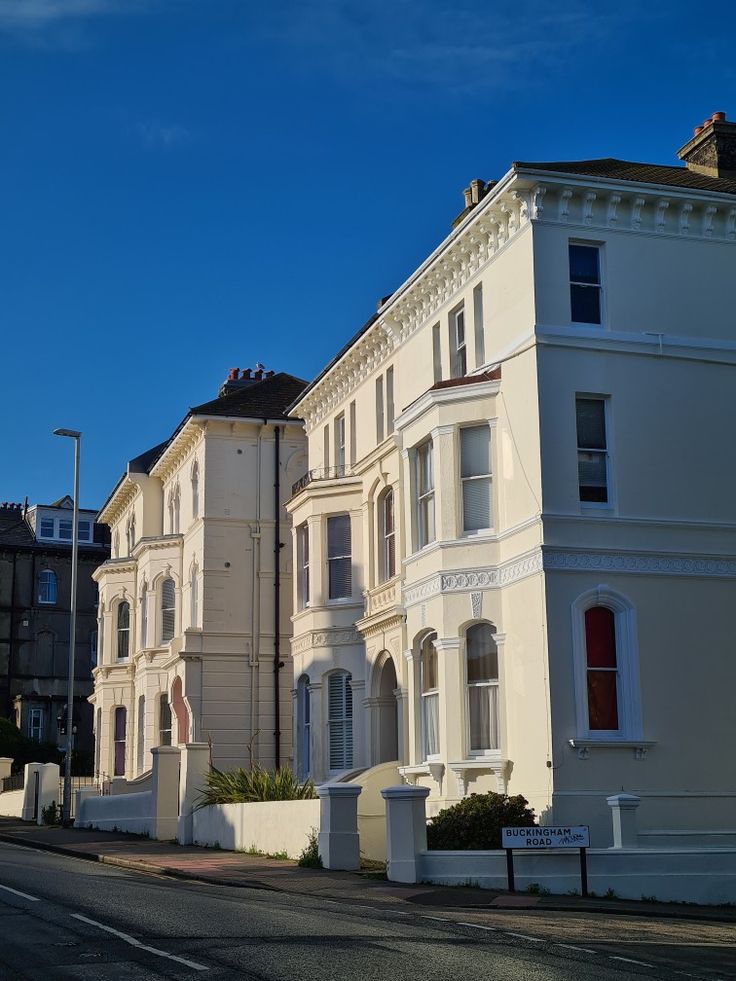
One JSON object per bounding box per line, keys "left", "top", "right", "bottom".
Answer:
{"left": 569, "top": 240, "right": 604, "bottom": 327}
{"left": 379, "top": 488, "right": 396, "bottom": 583}
{"left": 450, "top": 304, "right": 467, "bottom": 378}
{"left": 297, "top": 522, "right": 310, "bottom": 610}
{"left": 28, "top": 707, "right": 43, "bottom": 743}
{"left": 326, "top": 514, "right": 352, "bottom": 602}
{"left": 116, "top": 601, "right": 131, "bottom": 660}
{"left": 571, "top": 586, "right": 642, "bottom": 741}
{"left": 414, "top": 440, "right": 435, "bottom": 550}
{"left": 136, "top": 694, "right": 146, "bottom": 774}
{"left": 349, "top": 400, "right": 357, "bottom": 468}
{"left": 385, "top": 366, "right": 395, "bottom": 434}
{"left": 78, "top": 520, "right": 92, "bottom": 542}
{"left": 90, "top": 629, "right": 98, "bottom": 668}
{"left": 432, "top": 322, "right": 442, "bottom": 383}
{"left": 190, "top": 563, "right": 199, "bottom": 628}
{"left": 160, "top": 577, "right": 176, "bottom": 643}
{"left": 38, "top": 569, "right": 57, "bottom": 605}
{"left": 375, "top": 376, "right": 385, "bottom": 444}
{"left": 327, "top": 671, "right": 353, "bottom": 772}
{"left": 459, "top": 424, "right": 493, "bottom": 534}
{"left": 419, "top": 633, "right": 440, "bottom": 762}
{"left": 334, "top": 413, "right": 346, "bottom": 475}
{"left": 39, "top": 517, "right": 55, "bottom": 539}
{"left": 296, "top": 675, "right": 311, "bottom": 779}
{"left": 191, "top": 462, "right": 200, "bottom": 519}
{"left": 473, "top": 283, "right": 485, "bottom": 368}
{"left": 464, "top": 623, "right": 500, "bottom": 758}
{"left": 576, "top": 395, "right": 612, "bottom": 510}
{"left": 140, "top": 584, "right": 148, "bottom": 648}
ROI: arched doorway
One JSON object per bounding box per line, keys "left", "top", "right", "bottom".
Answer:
{"left": 373, "top": 653, "right": 399, "bottom": 764}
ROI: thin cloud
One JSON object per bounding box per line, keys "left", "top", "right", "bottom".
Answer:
{"left": 135, "top": 119, "right": 192, "bottom": 149}
{"left": 0, "top": 0, "right": 151, "bottom": 44}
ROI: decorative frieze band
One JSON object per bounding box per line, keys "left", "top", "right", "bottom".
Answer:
{"left": 544, "top": 548, "right": 736, "bottom": 578}
{"left": 403, "top": 550, "right": 543, "bottom": 607}
{"left": 290, "top": 627, "right": 363, "bottom": 656}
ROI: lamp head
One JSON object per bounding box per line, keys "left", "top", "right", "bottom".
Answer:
{"left": 53, "top": 429, "right": 81, "bottom": 439}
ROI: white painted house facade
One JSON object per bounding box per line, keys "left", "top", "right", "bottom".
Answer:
{"left": 286, "top": 112, "right": 736, "bottom": 846}
{"left": 91, "top": 370, "right": 308, "bottom": 780}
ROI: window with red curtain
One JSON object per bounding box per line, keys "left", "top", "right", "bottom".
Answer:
{"left": 584, "top": 606, "right": 619, "bottom": 730}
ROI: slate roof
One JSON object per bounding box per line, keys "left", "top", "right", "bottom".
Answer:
{"left": 190, "top": 371, "right": 309, "bottom": 422}
{"left": 513, "top": 158, "right": 736, "bottom": 196}
{"left": 128, "top": 440, "right": 170, "bottom": 476}
{"left": 0, "top": 510, "right": 35, "bottom": 548}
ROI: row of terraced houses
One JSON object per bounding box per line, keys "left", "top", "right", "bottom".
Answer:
{"left": 91, "top": 111, "right": 736, "bottom": 846}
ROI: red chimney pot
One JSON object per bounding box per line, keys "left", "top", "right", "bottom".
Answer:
{"left": 241, "top": 368, "right": 252, "bottom": 379}
{"left": 254, "top": 369, "right": 263, "bottom": 381}
{"left": 712, "top": 111, "right": 726, "bottom": 122}
{"left": 694, "top": 125, "right": 703, "bottom": 136}
{"left": 227, "top": 368, "right": 239, "bottom": 380}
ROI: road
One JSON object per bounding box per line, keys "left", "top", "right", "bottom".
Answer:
{"left": 0, "top": 841, "right": 733, "bottom": 980}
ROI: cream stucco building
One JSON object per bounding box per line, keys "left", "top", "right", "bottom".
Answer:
{"left": 286, "top": 112, "right": 736, "bottom": 845}
{"left": 91, "top": 369, "right": 308, "bottom": 780}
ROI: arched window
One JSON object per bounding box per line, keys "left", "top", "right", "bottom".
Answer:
{"left": 296, "top": 675, "right": 311, "bottom": 779}
{"left": 379, "top": 489, "right": 396, "bottom": 583}
{"left": 38, "top": 569, "right": 57, "bottom": 605}
{"left": 191, "top": 462, "right": 199, "bottom": 519}
{"left": 572, "top": 588, "right": 642, "bottom": 740}
{"left": 159, "top": 693, "right": 172, "bottom": 746}
{"left": 420, "top": 633, "right": 439, "bottom": 759}
{"left": 161, "top": 578, "right": 175, "bottom": 642}
{"left": 190, "top": 563, "right": 199, "bottom": 628}
{"left": 466, "top": 623, "right": 499, "bottom": 753}
{"left": 117, "top": 602, "right": 130, "bottom": 660}
{"left": 113, "top": 706, "right": 126, "bottom": 776}
{"left": 136, "top": 695, "right": 145, "bottom": 773}
{"left": 328, "top": 672, "right": 353, "bottom": 771}
{"left": 140, "top": 582, "right": 148, "bottom": 648}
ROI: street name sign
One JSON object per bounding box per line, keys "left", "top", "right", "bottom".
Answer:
{"left": 501, "top": 826, "right": 590, "bottom": 849}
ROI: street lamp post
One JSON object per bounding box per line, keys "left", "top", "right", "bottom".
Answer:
{"left": 53, "top": 428, "right": 81, "bottom": 826}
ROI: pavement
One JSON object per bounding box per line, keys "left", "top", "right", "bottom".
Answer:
{"left": 1, "top": 817, "right": 734, "bottom": 923}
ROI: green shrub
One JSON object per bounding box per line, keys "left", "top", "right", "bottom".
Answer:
{"left": 196, "top": 765, "right": 317, "bottom": 808}
{"left": 297, "top": 829, "right": 323, "bottom": 869}
{"left": 41, "top": 801, "right": 61, "bottom": 826}
{"left": 427, "top": 792, "right": 536, "bottom": 850}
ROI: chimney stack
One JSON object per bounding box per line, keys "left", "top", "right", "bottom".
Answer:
{"left": 678, "top": 111, "right": 736, "bottom": 179}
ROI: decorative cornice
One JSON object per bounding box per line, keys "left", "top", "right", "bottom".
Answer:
{"left": 92, "top": 557, "right": 137, "bottom": 582}
{"left": 290, "top": 627, "right": 363, "bottom": 656}
{"left": 149, "top": 421, "right": 203, "bottom": 485}
{"left": 132, "top": 534, "right": 183, "bottom": 558}
{"left": 544, "top": 547, "right": 736, "bottom": 579}
{"left": 403, "top": 550, "right": 543, "bottom": 607}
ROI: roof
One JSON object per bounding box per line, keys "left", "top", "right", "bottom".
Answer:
{"left": 513, "top": 158, "right": 736, "bottom": 196}
{"left": 190, "top": 371, "right": 309, "bottom": 422}
{"left": 430, "top": 367, "right": 502, "bottom": 391}
{"left": 129, "top": 440, "right": 170, "bottom": 475}
{"left": 0, "top": 510, "right": 35, "bottom": 548}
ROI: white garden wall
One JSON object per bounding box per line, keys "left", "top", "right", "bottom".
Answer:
{"left": 0, "top": 789, "right": 24, "bottom": 817}
{"left": 77, "top": 790, "right": 152, "bottom": 836}
{"left": 192, "top": 799, "right": 320, "bottom": 859}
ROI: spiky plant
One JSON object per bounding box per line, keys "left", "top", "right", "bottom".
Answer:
{"left": 196, "top": 764, "right": 317, "bottom": 808}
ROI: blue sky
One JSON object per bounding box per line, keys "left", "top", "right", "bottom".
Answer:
{"left": 1, "top": 0, "right": 735, "bottom": 509}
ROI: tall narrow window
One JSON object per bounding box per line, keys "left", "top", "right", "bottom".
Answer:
{"left": 59, "top": 519, "right": 73, "bottom": 541}
{"left": 38, "top": 569, "right": 57, "bottom": 605}
{"left": 90, "top": 630, "right": 98, "bottom": 668}
{"left": 78, "top": 520, "right": 91, "bottom": 542}
{"left": 450, "top": 305, "right": 467, "bottom": 377}
{"left": 190, "top": 563, "right": 199, "bottom": 627}
{"left": 136, "top": 695, "right": 145, "bottom": 773}
{"left": 296, "top": 675, "right": 311, "bottom": 779}
{"left": 420, "top": 633, "right": 439, "bottom": 759}
{"left": 40, "top": 517, "right": 55, "bottom": 538}
{"left": 161, "top": 578, "right": 176, "bottom": 642}
{"left": 432, "top": 322, "right": 442, "bottom": 383}
{"left": 297, "top": 523, "right": 310, "bottom": 609}
{"left": 415, "top": 441, "right": 435, "bottom": 549}
{"left": 28, "top": 708, "right": 43, "bottom": 743}
{"left": 349, "top": 400, "right": 357, "bottom": 468}
{"left": 191, "top": 462, "right": 200, "bottom": 518}
{"left": 128, "top": 514, "right": 136, "bottom": 553}
{"left": 466, "top": 623, "right": 499, "bottom": 752}
{"left": 140, "top": 583, "right": 148, "bottom": 648}
{"left": 159, "top": 694, "right": 172, "bottom": 746}
{"left": 168, "top": 498, "right": 174, "bottom": 535}
{"left": 327, "top": 515, "right": 352, "bottom": 600}
{"left": 385, "top": 367, "right": 395, "bottom": 434}
{"left": 323, "top": 425, "right": 330, "bottom": 474}
{"left": 98, "top": 609, "right": 104, "bottom": 664}
{"left": 569, "top": 243, "right": 602, "bottom": 324}
{"left": 584, "top": 607, "right": 619, "bottom": 731}
{"left": 375, "top": 376, "right": 385, "bottom": 443}
{"left": 461, "top": 426, "right": 492, "bottom": 532}
{"left": 576, "top": 397, "right": 609, "bottom": 503}
{"left": 173, "top": 489, "right": 180, "bottom": 534}
{"left": 113, "top": 706, "right": 126, "bottom": 777}
{"left": 117, "top": 602, "right": 130, "bottom": 660}
{"left": 328, "top": 672, "right": 353, "bottom": 770}
{"left": 473, "top": 284, "right": 485, "bottom": 367}
{"left": 334, "top": 413, "right": 346, "bottom": 475}
{"left": 380, "top": 489, "right": 396, "bottom": 582}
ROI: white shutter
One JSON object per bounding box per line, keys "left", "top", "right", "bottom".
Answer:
{"left": 161, "top": 578, "right": 176, "bottom": 641}
{"left": 463, "top": 479, "right": 491, "bottom": 531}
{"left": 461, "top": 427, "right": 491, "bottom": 531}
{"left": 461, "top": 426, "right": 490, "bottom": 477}
{"left": 328, "top": 673, "right": 353, "bottom": 770}
{"left": 327, "top": 516, "right": 352, "bottom": 599}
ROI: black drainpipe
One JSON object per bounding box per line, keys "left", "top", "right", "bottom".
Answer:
{"left": 273, "top": 424, "right": 282, "bottom": 769}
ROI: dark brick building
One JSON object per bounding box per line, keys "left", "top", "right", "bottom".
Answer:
{"left": 0, "top": 497, "right": 109, "bottom": 757}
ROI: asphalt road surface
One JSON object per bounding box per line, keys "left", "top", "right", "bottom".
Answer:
{"left": 0, "top": 841, "right": 733, "bottom": 980}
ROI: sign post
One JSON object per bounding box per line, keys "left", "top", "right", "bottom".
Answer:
{"left": 501, "top": 826, "right": 590, "bottom": 897}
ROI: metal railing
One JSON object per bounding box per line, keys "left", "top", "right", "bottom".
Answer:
{"left": 291, "top": 465, "right": 352, "bottom": 496}
{"left": 1, "top": 772, "right": 24, "bottom": 793}
{"left": 59, "top": 774, "right": 97, "bottom": 819}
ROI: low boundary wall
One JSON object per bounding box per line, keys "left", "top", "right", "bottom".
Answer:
{"left": 192, "top": 799, "right": 320, "bottom": 859}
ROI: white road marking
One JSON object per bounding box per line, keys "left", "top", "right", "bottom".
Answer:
{"left": 0, "top": 884, "right": 40, "bottom": 902}
{"left": 506, "top": 932, "right": 545, "bottom": 943}
{"left": 555, "top": 943, "right": 597, "bottom": 954}
{"left": 458, "top": 922, "right": 498, "bottom": 931}
{"left": 420, "top": 915, "right": 449, "bottom": 922}
{"left": 610, "top": 956, "right": 653, "bottom": 967}
{"left": 71, "top": 914, "right": 208, "bottom": 972}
